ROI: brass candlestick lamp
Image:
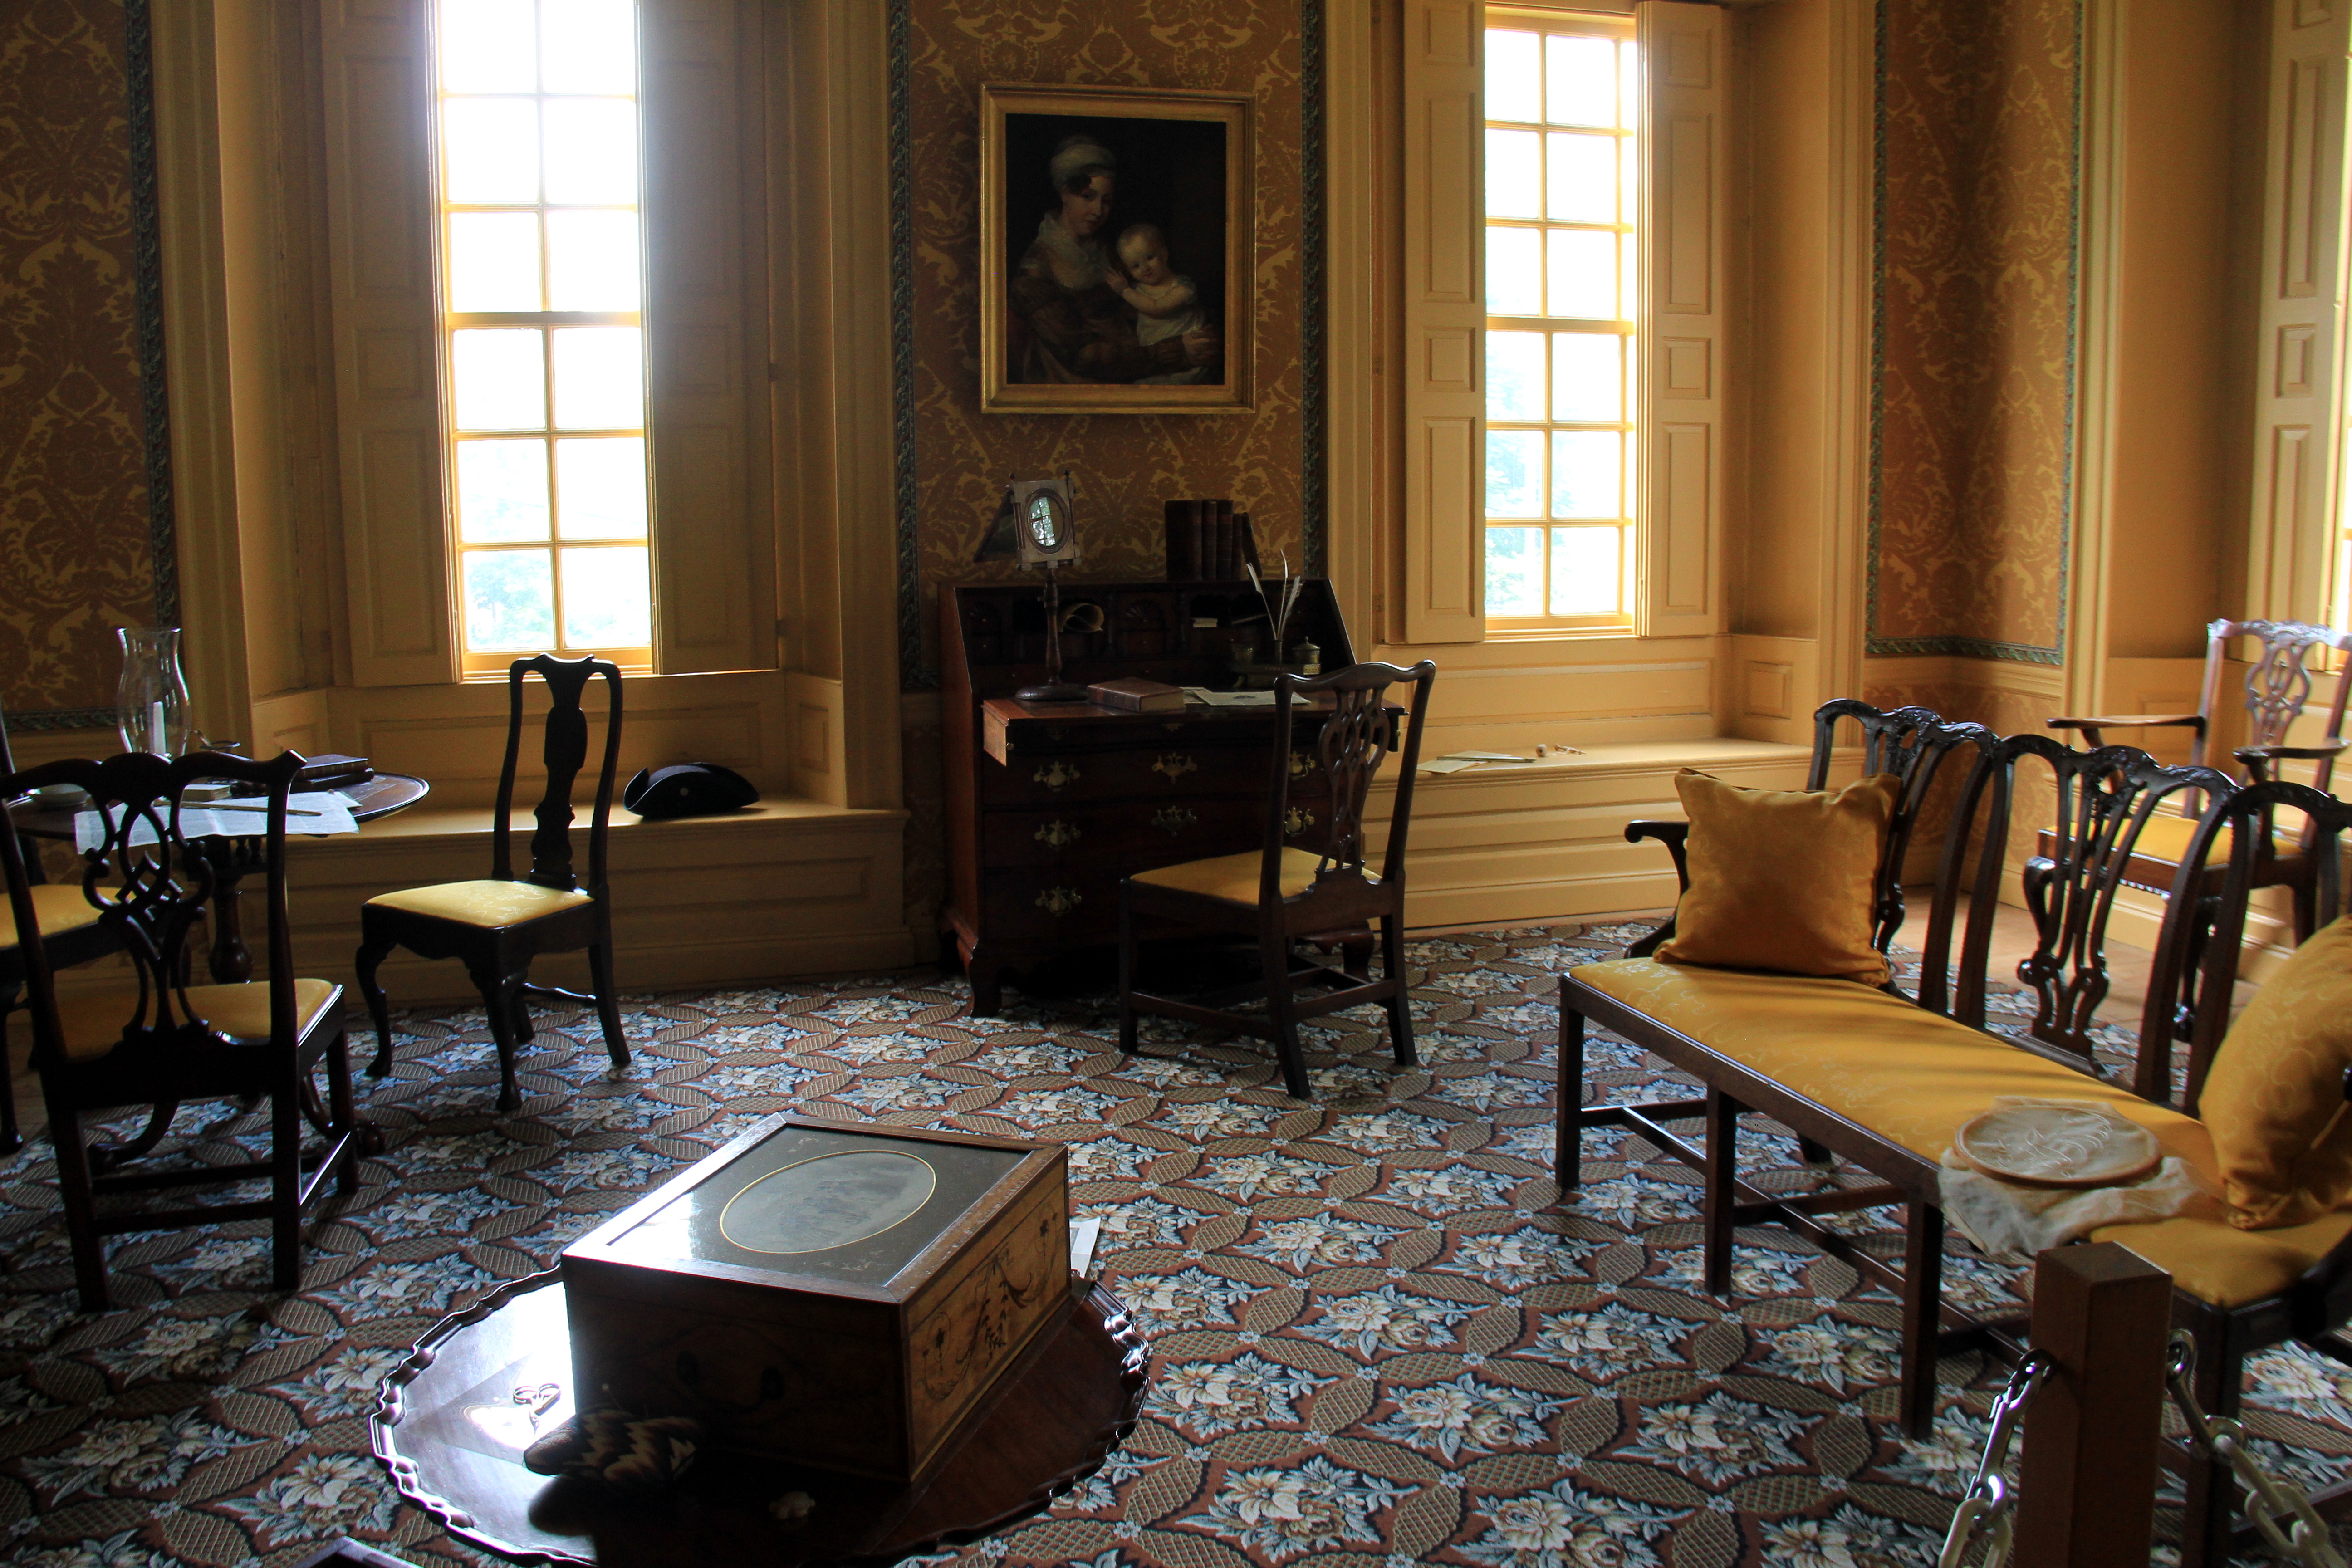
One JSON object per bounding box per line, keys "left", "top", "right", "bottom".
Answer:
{"left": 976, "top": 473, "right": 1087, "bottom": 704}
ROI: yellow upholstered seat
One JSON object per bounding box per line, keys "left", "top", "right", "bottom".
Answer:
{"left": 1572, "top": 955, "right": 2352, "bottom": 1308}
{"left": 1129, "top": 848, "right": 1334, "bottom": 905}
{"left": 2090, "top": 1210, "right": 2352, "bottom": 1309}
{"left": 49, "top": 979, "right": 342, "bottom": 1063}
{"left": 1572, "top": 958, "right": 2215, "bottom": 1166}
{"left": 0, "top": 885, "right": 108, "bottom": 947}
{"left": 2123, "top": 811, "right": 2297, "bottom": 869}
{"left": 364, "top": 879, "right": 592, "bottom": 929}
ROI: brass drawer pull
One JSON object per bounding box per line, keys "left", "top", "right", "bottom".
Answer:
{"left": 1152, "top": 753, "right": 1199, "bottom": 782}
{"left": 1034, "top": 819, "right": 1080, "bottom": 850}
{"left": 1152, "top": 806, "right": 1197, "bottom": 836}
{"left": 1036, "top": 886, "right": 1082, "bottom": 916}
{"left": 1284, "top": 806, "right": 1316, "bottom": 838}
{"left": 1033, "top": 760, "right": 1081, "bottom": 791}
{"left": 1289, "top": 750, "right": 1319, "bottom": 779}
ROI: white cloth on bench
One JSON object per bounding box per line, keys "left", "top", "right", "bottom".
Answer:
{"left": 1938, "top": 1097, "right": 2224, "bottom": 1260}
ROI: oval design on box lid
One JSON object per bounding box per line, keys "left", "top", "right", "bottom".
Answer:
{"left": 719, "top": 1150, "right": 939, "bottom": 1254}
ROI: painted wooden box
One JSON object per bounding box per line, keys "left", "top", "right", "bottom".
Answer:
{"left": 558, "top": 1115, "right": 1069, "bottom": 1482}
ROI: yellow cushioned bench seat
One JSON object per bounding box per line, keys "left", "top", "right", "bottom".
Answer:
{"left": 2124, "top": 811, "right": 2298, "bottom": 868}
{"left": 365, "top": 880, "right": 591, "bottom": 929}
{"left": 0, "top": 885, "right": 108, "bottom": 947}
{"left": 47, "top": 979, "right": 342, "bottom": 1063}
{"left": 1573, "top": 956, "right": 2352, "bottom": 1307}
{"left": 1130, "top": 848, "right": 1330, "bottom": 905}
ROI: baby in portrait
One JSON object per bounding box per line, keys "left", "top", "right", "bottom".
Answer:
{"left": 1111, "top": 224, "right": 1207, "bottom": 385}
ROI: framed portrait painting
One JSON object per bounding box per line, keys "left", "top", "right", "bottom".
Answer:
{"left": 980, "top": 83, "right": 1253, "bottom": 414}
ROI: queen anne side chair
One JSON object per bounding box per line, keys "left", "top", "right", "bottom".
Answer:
{"left": 356, "top": 654, "right": 628, "bottom": 1112}
{"left": 0, "top": 749, "right": 366, "bottom": 1312}
{"left": 1117, "top": 660, "right": 1438, "bottom": 1100}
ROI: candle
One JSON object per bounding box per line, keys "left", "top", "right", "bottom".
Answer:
{"left": 149, "top": 700, "right": 166, "bottom": 757}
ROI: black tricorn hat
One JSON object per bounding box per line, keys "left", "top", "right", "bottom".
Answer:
{"left": 622, "top": 762, "right": 760, "bottom": 820}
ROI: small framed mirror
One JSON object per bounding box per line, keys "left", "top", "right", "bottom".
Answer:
{"left": 1010, "top": 476, "right": 1080, "bottom": 568}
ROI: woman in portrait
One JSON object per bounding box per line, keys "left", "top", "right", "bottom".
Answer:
{"left": 1006, "top": 134, "right": 1222, "bottom": 385}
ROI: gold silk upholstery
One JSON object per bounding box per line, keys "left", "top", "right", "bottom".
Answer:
{"left": 1655, "top": 770, "right": 1902, "bottom": 987}
{"left": 366, "top": 880, "right": 593, "bottom": 929}
{"left": 2117, "top": 811, "right": 2297, "bottom": 869}
{"left": 2087, "top": 1210, "right": 2352, "bottom": 1308}
{"left": 1572, "top": 956, "right": 2352, "bottom": 1305}
{"left": 0, "top": 885, "right": 108, "bottom": 947}
{"left": 1129, "top": 848, "right": 1334, "bottom": 906}
{"left": 2196, "top": 914, "right": 2352, "bottom": 1229}
{"left": 48, "top": 978, "right": 341, "bottom": 1063}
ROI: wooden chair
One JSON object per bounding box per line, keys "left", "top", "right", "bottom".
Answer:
{"left": 355, "top": 655, "right": 627, "bottom": 1113}
{"left": 0, "top": 695, "right": 122, "bottom": 1156}
{"left": 2086, "top": 777, "right": 2352, "bottom": 1564}
{"left": 0, "top": 749, "right": 366, "bottom": 1312}
{"left": 2045, "top": 617, "right": 2352, "bottom": 942}
{"left": 1117, "top": 660, "right": 1437, "bottom": 1100}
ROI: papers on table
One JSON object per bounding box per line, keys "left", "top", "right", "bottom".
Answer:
{"left": 1419, "top": 749, "right": 1583, "bottom": 775}
{"left": 1182, "top": 687, "right": 1277, "bottom": 707}
{"left": 74, "top": 791, "right": 362, "bottom": 853}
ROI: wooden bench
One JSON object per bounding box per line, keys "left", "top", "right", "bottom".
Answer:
{"left": 1556, "top": 710, "right": 2352, "bottom": 1565}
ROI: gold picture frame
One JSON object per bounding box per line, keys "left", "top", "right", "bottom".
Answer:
{"left": 980, "top": 83, "right": 1254, "bottom": 414}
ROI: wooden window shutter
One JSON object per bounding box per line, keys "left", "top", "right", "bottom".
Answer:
{"left": 2247, "top": 0, "right": 2351, "bottom": 624}
{"left": 1634, "top": 0, "right": 1727, "bottom": 638}
{"left": 1400, "top": 0, "right": 1487, "bottom": 643}
{"left": 319, "top": 0, "right": 454, "bottom": 686}
{"left": 641, "top": 0, "right": 777, "bottom": 674}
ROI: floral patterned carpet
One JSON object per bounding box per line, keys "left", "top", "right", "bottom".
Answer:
{"left": 0, "top": 923, "right": 2346, "bottom": 1568}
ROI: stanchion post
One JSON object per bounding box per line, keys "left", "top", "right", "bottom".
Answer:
{"left": 2013, "top": 1241, "right": 2171, "bottom": 1567}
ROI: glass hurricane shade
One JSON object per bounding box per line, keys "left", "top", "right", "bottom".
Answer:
{"left": 117, "top": 627, "right": 194, "bottom": 759}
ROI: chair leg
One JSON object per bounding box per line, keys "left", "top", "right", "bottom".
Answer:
{"left": 270, "top": 1069, "right": 303, "bottom": 1293}
{"left": 355, "top": 936, "right": 398, "bottom": 1078}
{"left": 0, "top": 996, "right": 21, "bottom": 1157}
{"left": 510, "top": 987, "right": 535, "bottom": 1046}
{"left": 49, "top": 1104, "right": 108, "bottom": 1313}
{"left": 587, "top": 942, "right": 629, "bottom": 1073}
{"left": 1263, "top": 928, "right": 1310, "bottom": 1100}
{"left": 326, "top": 1030, "right": 361, "bottom": 1196}
{"left": 1380, "top": 915, "right": 1416, "bottom": 1068}
{"left": 472, "top": 965, "right": 527, "bottom": 1113}
{"left": 1898, "top": 1201, "right": 1945, "bottom": 1438}
{"left": 2176, "top": 1320, "right": 2239, "bottom": 1568}
{"left": 1116, "top": 898, "right": 1139, "bottom": 1056}
{"left": 1702, "top": 1088, "right": 1738, "bottom": 1296}
{"left": 1557, "top": 1004, "right": 1586, "bottom": 1192}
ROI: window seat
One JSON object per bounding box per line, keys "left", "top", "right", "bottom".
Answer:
{"left": 274, "top": 796, "right": 914, "bottom": 1004}
{"left": 1365, "top": 737, "right": 1818, "bottom": 929}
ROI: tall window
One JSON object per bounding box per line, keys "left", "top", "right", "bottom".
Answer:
{"left": 1483, "top": 9, "right": 1637, "bottom": 630}
{"left": 434, "top": 0, "right": 654, "bottom": 672}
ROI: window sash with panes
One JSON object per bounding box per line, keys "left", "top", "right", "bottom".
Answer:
{"left": 1483, "top": 8, "right": 1637, "bottom": 630}
{"left": 435, "top": 0, "right": 655, "bottom": 674}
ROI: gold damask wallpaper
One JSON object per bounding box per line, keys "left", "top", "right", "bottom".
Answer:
{"left": 901, "top": 0, "right": 1308, "bottom": 686}
{"left": 1870, "top": 0, "right": 2080, "bottom": 664}
{"left": 0, "top": 0, "right": 158, "bottom": 722}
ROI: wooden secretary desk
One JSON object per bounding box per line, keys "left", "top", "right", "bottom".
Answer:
{"left": 941, "top": 579, "right": 1359, "bottom": 1014}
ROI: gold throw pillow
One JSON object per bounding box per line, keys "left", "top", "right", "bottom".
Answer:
{"left": 2200, "top": 914, "right": 2352, "bottom": 1230}
{"left": 1655, "top": 769, "right": 1903, "bottom": 987}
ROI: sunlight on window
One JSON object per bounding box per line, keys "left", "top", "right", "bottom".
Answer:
{"left": 1485, "top": 13, "right": 1637, "bottom": 626}
{"left": 436, "top": 0, "right": 652, "bottom": 665}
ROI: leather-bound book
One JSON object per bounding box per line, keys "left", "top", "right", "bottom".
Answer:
{"left": 1087, "top": 677, "right": 1187, "bottom": 713}
{"left": 1163, "top": 500, "right": 1196, "bottom": 579}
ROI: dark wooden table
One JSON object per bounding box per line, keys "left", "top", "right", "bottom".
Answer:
{"left": 9, "top": 771, "right": 428, "bottom": 984}
{"left": 372, "top": 1271, "right": 1149, "bottom": 1567}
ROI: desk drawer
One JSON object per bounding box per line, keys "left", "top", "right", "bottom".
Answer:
{"left": 976, "top": 744, "right": 1264, "bottom": 806}
{"left": 982, "top": 801, "right": 1265, "bottom": 868}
